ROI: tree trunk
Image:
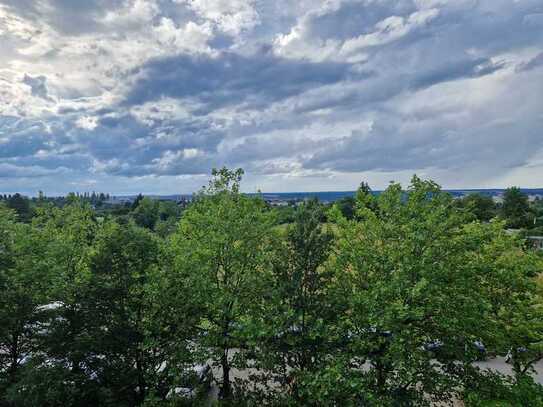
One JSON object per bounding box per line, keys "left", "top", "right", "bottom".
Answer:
{"left": 135, "top": 351, "right": 146, "bottom": 404}
{"left": 8, "top": 333, "right": 19, "bottom": 384}
{"left": 375, "top": 359, "right": 386, "bottom": 394}
{"left": 219, "top": 348, "right": 231, "bottom": 400}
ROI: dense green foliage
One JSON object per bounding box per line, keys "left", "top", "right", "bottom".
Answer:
{"left": 501, "top": 187, "right": 535, "bottom": 229}
{"left": 1, "top": 170, "right": 543, "bottom": 406}
{"left": 455, "top": 193, "right": 497, "bottom": 222}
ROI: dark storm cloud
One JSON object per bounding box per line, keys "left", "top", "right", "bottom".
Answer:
{"left": 0, "top": 133, "right": 50, "bottom": 159}
{"left": 68, "top": 112, "right": 223, "bottom": 177}
{"left": 123, "top": 51, "right": 359, "bottom": 110}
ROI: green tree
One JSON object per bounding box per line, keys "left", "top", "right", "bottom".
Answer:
{"left": 248, "top": 199, "right": 335, "bottom": 403}
{"left": 8, "top": 203, "right": 101, "bottom": 406}
{"left": 6, "top": 193, "right": 32, "bottom": 223}
{"left": 154, "top": 201, "right": 182, "bottom": 237}
{"left": 0, "top": 205, "right": 52, "bottom": 401}
{"left": 76, "top": 221, "right": 171, "bottom": 404}
{"left": 456, "top": 193, "right": 497, "bottom": 222}
{"left": 335, "top": 196, "right": 356, "bottom": 220}
{"left": 132, "top": 197, "right": 159, "bottom": 230}
{"left": 474, "top": 227, "right": 543, "bottom": 380}
{"left": 169, "top": 168, "right": 274, "bottom": 401}
{"left": 501, "top": 187, "right": 533, "bottom": 228}
{"left": 309, "top": 176, "right": 543, "bottom": 405}
{"left": 6, "top": 205, "right": 198, "bottom": 406}
{"left": 273, "top": 205, "right": 297, "bottom": 225}
{"left": 530, "top": 198, "right": 543, "bottom": 228}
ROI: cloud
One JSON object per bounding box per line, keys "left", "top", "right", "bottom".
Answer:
{"left": 304, "top": 66, "right": 543, "bottom": 182}
{"left": 123, "top": 51, "right": 359, "bottom": 110}
{"left": 518, "top": 52, "right": 543, "bottom": 72}
{"left": 339, "top": 8, "right": 439, "bottom": 58}
{"left": 0, "top": 0, "right": 542, "bottom": 194}
{"left": 22, "top": 74, "right": 53, "bottom": 101}
{"left": 0, "top": 162, "right": 68, "bottom": 178}
{"left": 177, "top": 0, "right": 260, "bottom": 35}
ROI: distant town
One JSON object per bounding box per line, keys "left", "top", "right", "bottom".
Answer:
{"left": 100, "top": 188, "right": 543, "bottom": 206}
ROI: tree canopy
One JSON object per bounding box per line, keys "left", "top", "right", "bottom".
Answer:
{"left": 1, "top": 171, "right": 542, "bottom": 406}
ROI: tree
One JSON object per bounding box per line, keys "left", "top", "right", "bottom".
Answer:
{"left": 6, "top": 193, "right": 32, "bottom": 223}
{"left": 169, "top": 167, "right": 274, "bottom": 401}
{"left": 306, "top": 176, "right": 543, "bottom": 405}
{"left": 355, "top": 180, "right": 378, "bottom": 216}
{"left": 75, "top": 221, "right": 170, "bottom": 405}
{"left": 132, "top": 197, "right": 159, "bottom": 230}
{"left": 4, "top": 204, "right": 199, "bottom": 406}
{"left": 154, "top": 201, "right": 182, "bottom": 237}
{"left": 7, "top": 203, "right": 101, "bottom": 406}
{"left": 335, "top": 196, "right": 356, "bottom": 220}
{"left": 247, "top": 199, "right": 335, "bottom": 403}
{"left": 0, "top": 205, "right": 52, "bottom": 402}
{"left": 456, "top": 193, "right": 497, "bottom": 222}
{"left": 472, "top": 225, "right": 543, "bottom": 380}
{"left": 273, "top": 205, "right": 297, "bottom": 225}
{"left": 501, "top": 187, "right": 533, "bottom": 228}
{"left": 132, "top": 193, "right": 144, "bottom": 210}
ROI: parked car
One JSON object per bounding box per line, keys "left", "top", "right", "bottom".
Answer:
{"left": 166, "top": 363, "right": 212, "bottom": 402}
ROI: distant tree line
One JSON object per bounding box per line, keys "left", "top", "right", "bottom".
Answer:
{"left": 0, "top": 192, "right": 111, "bottom": 223}
{"left": 1, "top": 169, "right": 543, "bottom": 406}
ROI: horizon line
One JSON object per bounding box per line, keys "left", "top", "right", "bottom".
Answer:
{"left": 5, "top": 187, "right": 543, "bottom": 199}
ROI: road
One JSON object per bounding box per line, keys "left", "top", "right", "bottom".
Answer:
{"left": 475, "top": 357, "right": 543, "bottom": 384}
{"left": 203, "top": 356, "right": 542, "bottom": 405}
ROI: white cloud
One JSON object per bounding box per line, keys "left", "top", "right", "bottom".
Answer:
{"left": 1, "top": 0, "right": 542, "bottom": 193}
{"left": 0, "top": 4, "right": 40, "bottom": 40}
{"left": 178, "top": 0, "right": 260, "bottom": 35}
{"left": 102, "top": 0, "right": 160, "bottom": 26}
{"left": 275, "top": 5, "right": 439, "bottom": 62}
{"left": 339, "top": 10, "right": 439, "bottom": 57}
{"left": 75, "top": 116, "right": 99, "bottom": 130}
{"left": 153, "top": 18, "right": 214, "bottom": 53}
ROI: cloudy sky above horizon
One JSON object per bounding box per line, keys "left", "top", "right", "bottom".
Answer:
{"left": 1, "top": 0, "right": 542, "bottom": 195}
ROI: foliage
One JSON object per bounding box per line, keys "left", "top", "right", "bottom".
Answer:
{"left": 335, "top": 196, "right": 356, "bottom": 220}
{"left": 455, "top": 193, "right": 497, "bottom": 222}
{"left": 501, "top": 187, "right": 534, "bottom": 228}
{"left": 273, "top": 204, "right": 297, "bottom": 224}
{"left": 464, "top": 370, "right": 543, "bottom": 406}
{"left": 246, "top": 199, "right": 335, "bottom": 403}
{"left": 5, "top": 194, "right": 33, "bottom": 223}
{"left": 0, "top": 205, "right": 52, "bottom": 401}
{"left": 132, "top": 197, "right": 160, "bottom": 230}
{"left": 319, "top": 176, "right": 543, "bottom": 405}
{"left": 169, "top": 167, "right": 275, "bottom": 401}
{"left": 1, "top": 170, "right": 543, "bottom": 406}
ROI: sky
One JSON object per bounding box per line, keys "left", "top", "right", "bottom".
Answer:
{"left": 0, "top": 0, "right": 542, "bottom": 195}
